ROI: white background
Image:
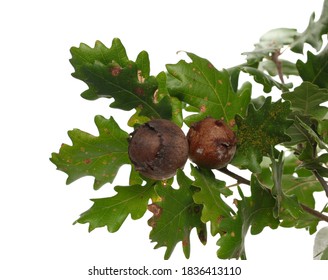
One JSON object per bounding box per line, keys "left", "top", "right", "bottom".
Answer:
{"left": 1, "top": 0, "right": 327, "bottom": 279}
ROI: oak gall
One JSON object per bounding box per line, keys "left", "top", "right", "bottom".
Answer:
{"left": 128, "top": 119, "right": 189, "bottom": 180}
{"left": 187, "top": 117, "right": 237, "bottom": 169}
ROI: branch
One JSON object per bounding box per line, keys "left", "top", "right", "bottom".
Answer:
{"left": 217, "top": 167, "right": 328, "bottom": 223}
{"left": 313, "top": 170, "right": 328, "bottom": 198}
{"left": 218, "top": 166, "right": 251, "bottom": 185}
{"left": 300, "top": 204, "right": 328, "bottom": 223}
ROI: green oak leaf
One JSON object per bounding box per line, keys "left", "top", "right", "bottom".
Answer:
{"left": 75, "top": 183, "right": 154, "bottom": 232}
{"left": 282, "top": 82, "right": 328, "bottom": 120}
{"left": 259, "top": 59, "right": 299, "bottom": 78}
{"left": 70, "top": 38, "right": 173, "bottom": 120}
{"left": 80, "top": 59, "right": 172, "bottom": 119}
{"left": 242, "top": 28, "right": 298, "bottom": 64}
{"left": 295, "top": 117, "right": 328, "bottom": 151}
{"left": 232, "top": 97, "right": 293, "bottom": 173}
{"left": 148, "top": 170, "right": 206, "bottom": 259}
{"left": 50, "top": 115, "right": 130, "bottom": 190}
{"left": 191, "top": 165, "right": 234, "bottom": 236}
{"left": 319, "top": 119, "right": 328, "bottom": 143}
{"left": 284, "top": 116, "right": 317, "bottom": 147}
{"left": 217, "top": 176, "right": 279, "bottom": 260}
{"left": 257, "top": 154, "right": 321, "bottom": 233}
{"left": 136, "top": 50, "right": 150, "bottom": 79}
{"left": 279, "top": 209, "right": 320, "bottom": 234}
{"left": 239, "top": 66, "right": 292, "bottom": 93}
{"left": 282, "top": 175, "right": 323, "bottom": 208}
{"left": 70, "top": 38, "right": 129, "bottom": 100}
{"left": 155, "top": 71, "right": 183, "bottom": 126}
{"left": 166, "top": 52, "right": 251, "bottom": 126}
{"left": 298, "top": 153, "right": 328, "bottom": 178}
{"left": 270, "top": 151, "right": 304, "bottom": 220}
{"left": 297, "top": 45, "right": 328, "bottom": 89}
{"left": 257, "top": 153, "right": 323, "bottom": 208}
{"left": 291, "top": 0, "right": 328, "bottom": 53}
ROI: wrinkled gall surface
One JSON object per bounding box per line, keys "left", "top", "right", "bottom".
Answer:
{"left": 187, "top": 117, "right": 237, "bottom": 169}
{"left": 128, "top": 119, "right": 189, "bottom": 180}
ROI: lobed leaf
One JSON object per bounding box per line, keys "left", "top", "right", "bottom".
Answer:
{"left": 297, "top": 45, "right": 328, "bottom": 89}
{"left": 50, "top": 116, "right": 130, "bottom": 190}
{"left": 80, "top": 60, "right": 172, "bottom": 119}
{"left": 290, "top": 0, "right": 328, "bottom": 53}
{"left": 243, "top": 28, "right": 298, "bottom": 64}
{"left": 282, "top": 82, "right": 328, "bottom": 120}
{"left": 191, "top": 166, "right": 234, "bottom": 236}
{"left": 217, "top": 176, "right": 279, "bottom": 260}
{"left": 75, "top": 184, "right": 154, "bottom": 232}
{"left": 166, "top": 52, "right": 251, "bottom": 126}
{"left": 232, "top": 97, "right": 293, "bottom": 173}
{"left": 148, "top": 170, "right": 206, "bottom": 259}
{"left": 259, "top": 59, "right": 299, "bottom": 78}
{"left": 257, "top": 154, "right": 321, "bottom": 233}
{"left": 70, "top": 38, "right": 174, "bottom": 120}
{"left": 70, "top": 38, "right": 129, "bottom": 100}
{"left": 239, "top": 66, "right": 292, "bottom": 93}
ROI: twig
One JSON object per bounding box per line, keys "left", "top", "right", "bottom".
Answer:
{"left": 271, "top": 50, "right": 284, "bottom": 84}
{"left": 313, "top": 170, "right": 328, "bottom": 198}
{"left": 300, "top": 204, "right": 328, "bottom": 223}
{"left": 217, "top": 166, "right": 328, "bottom": 223}
{"left": 218, "top": 167, "right": 251, "bottom": 185}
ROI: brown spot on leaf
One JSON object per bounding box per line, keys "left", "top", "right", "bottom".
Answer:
{"left": 193, "top": 205, "right": 201, "bottom": 214}
{"left": 198, "top": 229, "right": 207, "bottom": 244}
{"left": 148, "top": 203, "right": 162, "bottom": 217}
{"left": 84, "top": 158, "right": 92, "bottom": 164}
{"left": 134, "top": 87, "right": 145, "bottom": 96}
{"left": 218, "top": 80, "right": 223, "bottom": 85}
{"left": 208, "top": 63, "right": 214, "bottom": 69}
{"left": 182, "top": 237, "right": 189, "bottom": 247}
{"left": 217, "top": 215, "right": 224, "bottom": 224}
{"left": 229, "top": 119, "right": 236, "bottom": 127}
{"left": 200, "top": 104, "right": 206, "bottom": 113}
{"left": 148, "top": 218, "right": 156, "bottom": 228}
{"left": 110, "top": 66, "right": 122, "bottom": 77}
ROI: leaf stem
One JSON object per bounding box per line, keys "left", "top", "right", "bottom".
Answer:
{"left": 271, "top": 50, "right": 284, "bottom": 84}
{"left": 218, "top": 166, "right": 251, "bottom": 185}
{"left": 313, "top": 170, "right": 328, "bottom": 198}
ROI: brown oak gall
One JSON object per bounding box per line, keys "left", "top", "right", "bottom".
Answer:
{"left": 128, "top": 119, "right": 189, "bottom": 180}
{"left": 187, "top": 117, "right": 237, "bottom": 169}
